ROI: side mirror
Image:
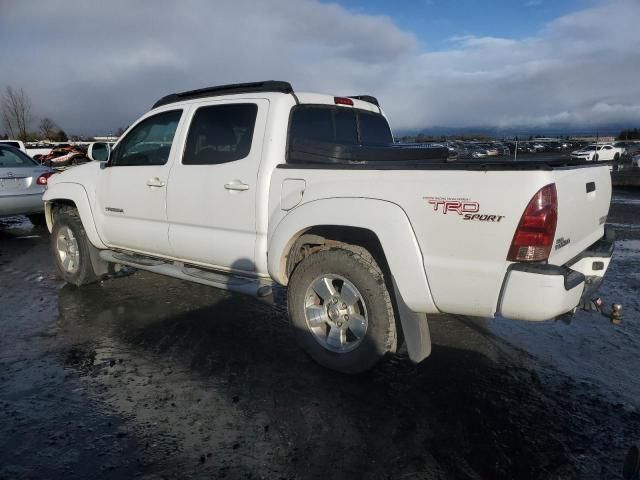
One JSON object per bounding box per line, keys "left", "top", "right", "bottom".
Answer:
{"left": 89, "top": 142, "right": 110, "bottom": 162}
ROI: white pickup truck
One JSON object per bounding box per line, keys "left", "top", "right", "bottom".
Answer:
{"left": 43, "top": 81, "right": 615, "bottom": 373}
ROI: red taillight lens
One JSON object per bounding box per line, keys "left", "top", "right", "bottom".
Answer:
{"left": 507, "top": 183, "right": 558, "bottom": 262}
{"left": 334, "top": 96, "right": 354, "bottom": 106}
{"left": 36, "top": 172, "right": 55, "bottom": 185}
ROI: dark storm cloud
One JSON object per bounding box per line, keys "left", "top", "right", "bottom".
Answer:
{"left": 0, "top": 0, "right": 638, "bottom": 134}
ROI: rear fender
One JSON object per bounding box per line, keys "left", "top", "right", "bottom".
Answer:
{"left": 268, "top": 197, "right": 438, "bottom": 315}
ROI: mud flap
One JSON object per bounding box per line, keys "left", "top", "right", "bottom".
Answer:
{"left": 87, "top": 242, "right": 111, "bottom": 277}
{"left": 393, "top": 280, "right": 432, "bottom": 363}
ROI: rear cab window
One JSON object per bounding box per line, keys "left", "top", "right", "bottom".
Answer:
{"left": 288, "top": 105, "right": 392, "bottom": 149}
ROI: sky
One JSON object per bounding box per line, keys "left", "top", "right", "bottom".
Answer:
{"left": 1, "top": 0, "right": 639, "bottom": 136}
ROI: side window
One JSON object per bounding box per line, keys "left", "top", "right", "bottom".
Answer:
{"left": 289, "top": 106, "right": 357, "bottom": 145}
{"left": 111, "top": 110, "right": 182, "bottom": 166}
{"left": 358, "top": 111, "right": 393, "bottom": 145}
{"left": 183, "top": 103, "right": 257, "bottom": 165}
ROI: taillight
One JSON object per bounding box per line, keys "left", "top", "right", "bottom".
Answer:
{"left": 334, "top": 96, "right": 354, "bottom": 106}
{"left": 507, "top": 183, "right": 558, "bottom": 262}
{"left": 36, "top": 172, "right": 55, "bottom": 185}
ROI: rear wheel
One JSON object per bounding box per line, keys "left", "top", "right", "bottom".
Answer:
{"left": 51, "top": 210, "right": 101, "bottom": 286}
{"left": 287, "top": 247, "right": 397, "bottom": 374}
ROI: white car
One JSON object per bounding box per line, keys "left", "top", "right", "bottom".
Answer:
{"left": 0, "top": 139, "right": 27, "bottom": 154}
{"left": 43, "top": 81, "right": 614, "bottom": 373}
{"left": 571, "top": 143, "right": 623, "bottom": 162}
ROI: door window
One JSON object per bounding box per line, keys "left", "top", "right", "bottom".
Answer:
{"left": 183, "top": 103, "right": 258, "bottom": 165}
{"left": 111, "top": 110, "right": 182, "bottom": 166}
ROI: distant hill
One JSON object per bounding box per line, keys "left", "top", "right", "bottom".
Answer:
{"left": 395, "top": 124, "right": 635, "bottom": 140}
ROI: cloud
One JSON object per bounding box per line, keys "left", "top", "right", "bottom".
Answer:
{"left": 0, "top": 0, "right": 638, "bottom": 134}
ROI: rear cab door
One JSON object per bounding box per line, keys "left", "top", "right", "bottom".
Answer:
{"left": 166, "top": 98, "right": 269, "bottom": 273}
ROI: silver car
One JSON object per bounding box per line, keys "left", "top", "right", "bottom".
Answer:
{"left": 0, "top": 144, "right": 54, "bottom": 224}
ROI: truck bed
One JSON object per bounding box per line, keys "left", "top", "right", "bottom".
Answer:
{"left": 285, "top": 139, "right": 603, "bottom": 170}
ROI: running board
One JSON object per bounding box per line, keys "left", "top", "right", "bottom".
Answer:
{"left": 99, "top": 250, "right": 275, "bottom": 299}
{"left": 111, "top": 252, "right": 167, "bottom": 266}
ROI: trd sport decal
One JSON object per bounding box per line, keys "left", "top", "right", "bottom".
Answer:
{"left": 423, "top": 196, "right": 505, "bottom": 222}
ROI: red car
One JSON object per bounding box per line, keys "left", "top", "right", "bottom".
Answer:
{"left": 35, "top": 145, "right": 89, "bottom": 168}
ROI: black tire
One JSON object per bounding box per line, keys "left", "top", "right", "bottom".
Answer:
{"left": 27, "top": 213, "right": 46, "bottom": 226}
{"left": 287, "top": 247, "right": 397, "bottom": 374}
{"left": 614, "top": 153, "right": 620, "bottom": 161}
{"left": 51, "top": 209, "right": 101, "bottom": 286}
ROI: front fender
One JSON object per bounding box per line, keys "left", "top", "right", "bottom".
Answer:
{"left": 268, "top": 197, "right": 438, "bottom": 314}
{"left": 43, "top": 182, "right": 107, "bottom": 250}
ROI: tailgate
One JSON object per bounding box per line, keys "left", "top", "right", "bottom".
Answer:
{"left": 548, "top": 164, "right": 611, "bottom": 266}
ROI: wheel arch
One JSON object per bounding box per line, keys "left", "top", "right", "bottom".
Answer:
{"left": 44, "top": 183, "right": 107, "bottom": 250}
{"left": 268, "top": 197, "right": 437, "bottom": 315}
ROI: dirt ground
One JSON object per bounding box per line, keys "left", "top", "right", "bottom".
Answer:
{"left": 1, "top": 189, "right": 639, "bottom": 480}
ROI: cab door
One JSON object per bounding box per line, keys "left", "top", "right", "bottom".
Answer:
{"left": 94, "top": 109, "right": 184, "bottom": 256}
{"left": 166, "top": 99, "right": 268, "bottom": 273}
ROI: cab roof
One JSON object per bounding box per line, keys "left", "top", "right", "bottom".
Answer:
{"left": 151, "top": 80, "right": 380, "bottom": 113}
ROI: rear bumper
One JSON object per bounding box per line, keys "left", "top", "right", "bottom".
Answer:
{"left": 0, "top": 192, "right": 45, "bottom": 216}
{"left": 498, "top": 227, "right": 614, "bottom": 321}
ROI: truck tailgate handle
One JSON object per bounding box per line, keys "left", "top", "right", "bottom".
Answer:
{"left": 586, "top": 181, "right": 596, "bottom": 193}
{"left": 224, "top": 181, "right": 249, "bottom": 191}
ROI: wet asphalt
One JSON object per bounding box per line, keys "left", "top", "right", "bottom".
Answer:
{"left": 1, "top": 188, "right": 639, "bottom": 480}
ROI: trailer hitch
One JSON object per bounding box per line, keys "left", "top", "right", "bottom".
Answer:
{"left": 586, "top": 297, "right": 623, "bottom": 324}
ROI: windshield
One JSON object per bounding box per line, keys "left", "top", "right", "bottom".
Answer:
{"left": 0, "top": 146, "right": 37, "bottom": 167}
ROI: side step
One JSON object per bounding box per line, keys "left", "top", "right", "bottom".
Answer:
{"left": 99, "top": 250, "right": 275, "bottom": 299}
{"left": 111, "top": 252, "right": 167, "bottom": 266}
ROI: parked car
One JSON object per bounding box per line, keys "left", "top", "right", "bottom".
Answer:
{"left": 476, "top": 143, "right": 499, "bottom": 156}
{"left": 0, "top": 144, "right": 55, "bottom": 224}
{"left": 470, "top": 147, "right": 488, "bottom": 158}
{"left": 491, "top": 142, "right": 510, "bottom": 155}
{"left": 37, "top": 145, "right": 89, "bottom": 168}
{"left": 43, "top": 80, "right": 614, "bottom": 374}
{"left": 0, "top": 139, "right": 27, "bottom": 154}
{"left": 571, "top": 143, "right": 623, "bottom": 162}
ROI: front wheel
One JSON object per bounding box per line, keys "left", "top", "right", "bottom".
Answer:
{"left": 51, "top": 210, "right": 101, "bottom": 286}
{"left": 287, "top": 247, "right": 397, "bottom": 374}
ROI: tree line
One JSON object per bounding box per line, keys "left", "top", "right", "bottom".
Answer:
{"left": 617, "top": 128, "right": 640, "bottom": 140}
{"left": 1, "top": 86, "right": 67, "bottom": 142}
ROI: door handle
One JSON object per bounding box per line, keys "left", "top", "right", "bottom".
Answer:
{"left": 146, "top": 177, "right": 165, "bottom": 188}
{"left": 224, "top": 181, "right": 249, "bottom": 191}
